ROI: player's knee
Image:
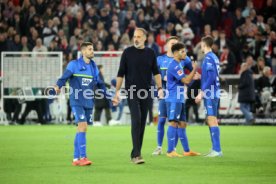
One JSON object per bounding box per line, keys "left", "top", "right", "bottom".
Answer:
{"left": 78, "top": 122, "right": 88, "bottom": 132}
{"left": 168, "top": 121, "right": 177, "bottom": 127}
{"left": 207, "top": 116, "right": 218, "bottom": 126}
{"left": 179, "top": 122, "right": 187, "bottom": 128}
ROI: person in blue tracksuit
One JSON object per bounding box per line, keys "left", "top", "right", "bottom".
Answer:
{"left": 55, "top": 42, "right": 110, "bottom": 166}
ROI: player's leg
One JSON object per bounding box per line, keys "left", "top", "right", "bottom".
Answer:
{"left": 177, "top": 103, "right": 200, "bottom": 156}
{"left": 152, "top": 99, "right": 166, "bottom": 155}
{"left": 166, "top": 102, "right": 182, "bottom": 157}
{"left": 104, "top": 107, "right": 112, "bottom": 125}
{"left": 204, "top": 98, "right": 222, "bottom": 157}
{"left": 71, "top": 106, "right": 92, "bottom": 166}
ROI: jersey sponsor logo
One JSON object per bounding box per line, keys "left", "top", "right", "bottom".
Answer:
{"left": 177, "top": 70, "right": 183, "bottom": 76}
{"left": 82, "top": 78, "right": 93, "bottom": 86}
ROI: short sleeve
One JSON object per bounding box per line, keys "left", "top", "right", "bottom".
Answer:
{"left": 168, "top": 64, "right": 185, "bottom": 81}
{"left": 206, "top": 59, "right": 215, "bottom": 71}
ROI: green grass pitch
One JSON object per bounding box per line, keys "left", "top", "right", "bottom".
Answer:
{"left": 0, "top": 125, "right": 275, "bottom": 184}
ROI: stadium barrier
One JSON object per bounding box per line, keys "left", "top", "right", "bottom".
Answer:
{"left": 0, "top": 51, "right": 275, "bottom": 124}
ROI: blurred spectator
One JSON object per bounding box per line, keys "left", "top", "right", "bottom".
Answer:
{"left": 186, "top": 0, "right": 202, "bottom": 36}
{"left": 256, "top": 66, "right": 273, "bottom": 114}
{"left": 264, "top": 31, "right": 276, "bottom": 73}
{"left": 220, "top": 46, "right": 236, "bottom": 74}
{"left": 175, "top": 23, "right": 195, "bottom": 45}
{"left": 156, "top": 28, "right": 170, "bottom": 54}
{"left": 233, "top": 8, "right": 245, "bottom": 29}
{"left": 20, "top": 36, "right": 32, "bottom": 51}
{"left": 32, "top": 38, "right": 47, "bottom": 52}
{"left": 252, "top": 57, "right": 265, "bottom": 74}
{"left": 146, "top": 32, "right": 159, "bottom": 56}
{"left": 238, "top": 62, "right": 255, "bottom": 124}
{"left": 42, "top": 19, "right": 58, "bottom": 47}
{"left": 203, "top": 0, "right": 220, "bottom": 30}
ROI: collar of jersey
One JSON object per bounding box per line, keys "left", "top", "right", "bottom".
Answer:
{"left": 77, "top": 56, "right": 95, "bottom": 71}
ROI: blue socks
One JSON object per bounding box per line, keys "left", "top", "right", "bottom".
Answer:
{"left": 167, "top": 126, "right": 177, "bottom": 153}
{"left": 177, "top": 128, "right": 190, "bottom": 152}
{"left": 157, "top": 117, "right": 166, "bottom": 147}
{"left": 210, "top": 126, "right": 221, "bottom": 152}
{"left": 175, "top": 131, "right": 179, "bottom": 149}
{"left": 78, "top": 132, "right": 87, "bottom": 158}
{"left": 73, "top": 133, "right": 79, "bottom": 159}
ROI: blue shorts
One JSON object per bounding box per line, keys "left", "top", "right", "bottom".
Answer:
{"left": 166, "top": 102, "right": 186, "bottom": 122}
{"left": 204, "top": 98, "right": 219, "bottom": 117}
{"left": 71, "top": 106, "right": 93, "bottom": 125}
{"left": 158, "top": 99, "right": 167, "bottom": 117}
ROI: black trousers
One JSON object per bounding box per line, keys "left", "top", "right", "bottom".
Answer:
{"left": 127, "top": 93, "right": 150, "bottom": 158}
{"left": 94, "top": 107, "right": 111, "bottom": 125}
{"left": 19, "top": 100, "right": 46, "bottom": 124}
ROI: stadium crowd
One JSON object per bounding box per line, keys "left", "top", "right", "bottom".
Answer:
{"left": 0, "top": 0, "right": 276, "bottom": 124}
{"left": 0, "top": 0, "right": 276, "bottom": 73}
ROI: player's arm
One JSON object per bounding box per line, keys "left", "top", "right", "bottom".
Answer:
{"left": 180, "top": 61, "right": 197, "bottom": 84}
{"left": 152, "top": 54, "right": 163, "bottom": 98}
{"left": 201, "top": 60, "right": 216, "bottom": 91}
{"left": 55, "top": 61, "right": 74, "bottom": 93}
{"left": 195, "top": 60, "right": 216, "bottom": 103}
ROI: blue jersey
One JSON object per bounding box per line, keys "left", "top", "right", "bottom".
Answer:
{"left": 56, "top": 56, "right": 108, "bottom": 108}
{"left": 157, "top": 54, "right": 174, "bottom": 89}
{"left": 165, "top": 60, "right": 186, "bottom": 103}
{"left": 181, "top": 56, "right": 193, "bottom": 73}
{"left": 201, "top": 51, "right": 220, "bottom": 99}
{"left": 157, "top": 55, "right": 193, "bottom": 89}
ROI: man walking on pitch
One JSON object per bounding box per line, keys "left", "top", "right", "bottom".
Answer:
{"left": 113, "top": 28, "right": 163, "bottom": 164}
{"left": 195, "top": 36, "right": 222, "bottom": 157}
{"left": 54, "top": 42, "right": 110, "bottom": 166}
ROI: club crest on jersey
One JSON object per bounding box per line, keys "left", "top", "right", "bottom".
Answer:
{"left": 82, "top": 78, "right": 92, "bottom": 86}
{"left": 177, "top": 70, "right": 183, "bottom": 76}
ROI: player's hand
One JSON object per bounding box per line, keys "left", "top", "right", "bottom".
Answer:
{"left": 112, "top": 92, "right": 120, "bottom": 106}
{"left": 193, "top": 72, "right": 201, "bottom": 80}
{"left": 192, "top": 61, "right": 198, "bottom": 70}
{"left": 195, "top": 92, "right": 203, "bottom": 104}
{"left": 54, "top": 85, "right": 61, "bottom": 94}
{"left": 157, "top": 88, "right": 164, "bottom": 99}
{"left": 163, "top": 75, "right": 167, "bottom": 81}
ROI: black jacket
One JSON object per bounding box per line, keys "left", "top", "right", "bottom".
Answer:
{"left": 238, "top": 69, "right": 255, "bottom": 103}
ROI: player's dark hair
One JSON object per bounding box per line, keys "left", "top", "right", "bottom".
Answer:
{"left": 201, "top": 36, "right": 214, "bottom": 48}
{"left": 171, "top": 42, "right": 185, "bottom": 53}
{"left": 166, "top": 36, "right": 179, "bottom": 44}
{"left": 80, "top": 42, "right": 93, "bottom": 50}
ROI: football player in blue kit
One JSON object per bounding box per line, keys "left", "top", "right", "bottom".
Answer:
{"left": 195, "top": 36, "right": 223, "bottom": 157}
{"left": 54, "top": 42, "right": 110, "bottom": 165}
{"left": 152, "top": 37, "right": 194, "bottom": 155}
{"left": 165, "top": 42, "right": 201, "bottom": 157}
